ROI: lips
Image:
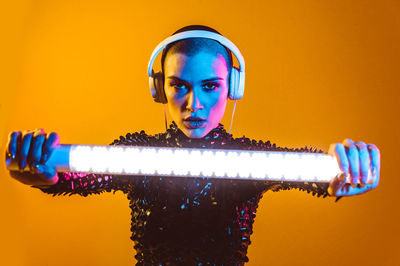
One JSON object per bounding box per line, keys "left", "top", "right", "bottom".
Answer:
{"left": 183, "top": 116, "right": 206, "bottom": 129}
{"left": 184, "top": 116, "right": 206, "bottom": 122}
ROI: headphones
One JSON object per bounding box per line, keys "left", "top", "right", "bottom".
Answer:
{"left": 147, "top": 30, "right": 246, "bottom": 104}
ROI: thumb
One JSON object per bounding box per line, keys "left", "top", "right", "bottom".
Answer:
{"left": 328, "top": 173, "right": 347, "bottom": 196}
{"left": 34, "top": 164, "right": 58, "bottom": 185}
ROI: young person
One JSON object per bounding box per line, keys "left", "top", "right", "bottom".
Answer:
{"left": 6, "top": 25, "right": 380, "bottom": 265}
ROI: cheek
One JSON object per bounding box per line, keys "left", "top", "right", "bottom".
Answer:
{"left": 165, "top": 93, "right": 179, "bottom": 121}
{"left": 165, "top": 89, "right": 182, "bottom": 109}
{"left": 208, "top": 91, "right": 228, "bottom": 119}
{"left": 167, "top": 99, "right": 183, "bottom": 119}
{"left": 212, "top": 98, "right": 227, "bottom": 116}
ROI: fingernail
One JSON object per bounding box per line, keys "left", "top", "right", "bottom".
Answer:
{"left": 372, "top": 166, "right": 377, "bottom": 177}
{"left": 30, "top": 164, "right": 39, "bottom": 174}
{"left": 8, "top": 152, "right": 16, "bottom": 160}
{"left": 42, "top": 154, "right": 48, "bottom": 162}
{"left": 35, "top": 164, "right": 43, "bottom": 173}
{"left": 344, "top": 173, "right": 351, "bottom": 183}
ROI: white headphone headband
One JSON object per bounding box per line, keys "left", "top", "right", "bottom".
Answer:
{"left": 147, "top": 30, "right": 245, "bottom": 76}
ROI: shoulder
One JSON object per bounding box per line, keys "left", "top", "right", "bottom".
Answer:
{"left": 226, "top": 131, "right": 322, "bottom": 153}
{"left": 109, "top": 130, "right": 165, "bottom": 146}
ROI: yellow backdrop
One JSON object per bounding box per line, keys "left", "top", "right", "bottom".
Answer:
{"left": 1, "top": 0, "right": 399, "bottom": 265}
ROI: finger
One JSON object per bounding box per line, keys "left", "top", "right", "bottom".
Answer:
{"left": 7, "top": 131, "right": 21, "bottom": 159}
{"left": 19, "top": 131, "right": 34, "bottom": 170}
{"left": 367, "top": 144, "right": 381, "bottom": 186}
{"left": 29, "top": 131, "right": 46, "bottom": 167}
{"left": 328, "top": 173, "right": 347, "bottom": 196}
{"left": 328, "top": 143, "right": 350, "bottom": 180}
{"left": 343, "top": 139, "right": 360, "bottom": 187}
{"left": 16, "top": 132, "right": 23, "bottom": 166}
{"left": 32, "top": 128, "right": 45, "bottom": 136}
{"left": 355, "top": 141, "right": 370, "bottom": 186}
{"left": 33, "top": 164, "right": 58, "bottom": 183}
{"left": 42, "top": 132, "right": 60, "bottom": 163}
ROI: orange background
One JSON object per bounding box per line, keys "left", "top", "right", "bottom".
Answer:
{"left": 1, "top": 0, "right": 399, "bottom": 265}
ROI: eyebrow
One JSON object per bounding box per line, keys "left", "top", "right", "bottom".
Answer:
{"left": 166, "top": 76, "right": 224, "bottom": 82}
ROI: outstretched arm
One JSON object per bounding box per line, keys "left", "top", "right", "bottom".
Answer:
{"left": 233, "top": 136, "right": 380, "bottom": 200}
{"left": 264, "top": 180, "right": 331, "bottom": 198}
{"left": 6, "top": 129, "right": 126, "bottom": 196}
{"left": 262, "top": 144, "right": 331, "bottom": 199}
{"left": 33, "top": 172, "right": 122, "bottom": 197}
{"left": 230, "top": 136, "right": 331, "bottom": 198}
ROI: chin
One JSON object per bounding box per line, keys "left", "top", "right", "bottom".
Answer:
{"left": 176, "top": 120, "right": 219, "bottom": 139}
{"left": 179, "top": 123, "right": 216, "bottom": 138}
{"left": 182, "top": 128, "right": 208, "bottom": 139}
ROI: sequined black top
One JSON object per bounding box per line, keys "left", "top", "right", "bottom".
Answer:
{"left": 38, "top": 122, "right": 331, "bottom": 265}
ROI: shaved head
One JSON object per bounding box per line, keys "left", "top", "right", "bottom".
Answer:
{"left": 160, "top": 25, "right": 233, "bottom": 80}
{"left": 162, "top": 38, "right": 233, "bottom": 78}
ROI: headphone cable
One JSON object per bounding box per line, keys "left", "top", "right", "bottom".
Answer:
{"left": 228, "top": 100, "right": 237, "bottom": 134}
{"left": 163, "top": 104, "right": 168, "bottom": 131}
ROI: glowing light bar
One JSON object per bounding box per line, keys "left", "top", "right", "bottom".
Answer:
{"left": 41, "top": 144, "right": 342, "bottom": 183}
{"left": 5, "top": 144, "right": 345, "bottom": 183}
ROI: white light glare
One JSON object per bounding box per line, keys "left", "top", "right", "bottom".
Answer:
{"left": 69, "top": 145, "right": 342, "bottom": 183}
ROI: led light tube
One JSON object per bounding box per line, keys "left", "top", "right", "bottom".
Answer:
{"left": 6, "top": 144, "right": 345, "bottom": 183}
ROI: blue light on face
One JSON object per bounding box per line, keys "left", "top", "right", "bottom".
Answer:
{"left": 163, "top": 52, "right": 230, "bottom": 139}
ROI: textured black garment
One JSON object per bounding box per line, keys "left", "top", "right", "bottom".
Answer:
{"left": 38, "top": 122, "right": 330, "bottom": 265}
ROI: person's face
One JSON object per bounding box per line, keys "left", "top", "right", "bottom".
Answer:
{"left": 163, "top": 51, "right": 229, "bottom": 138}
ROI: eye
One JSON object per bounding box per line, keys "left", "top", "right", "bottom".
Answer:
{"left": 170, "top": 82, "right": 188, "bottom": 92}
{"left": 203, "top": 82, "right": 219, "bottom": 91}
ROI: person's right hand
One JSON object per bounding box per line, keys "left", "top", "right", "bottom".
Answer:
{"left": 6, "top": 128, "right": 60, "bottom": 186}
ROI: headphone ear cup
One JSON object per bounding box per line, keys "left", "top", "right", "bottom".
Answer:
{"left": 229, "top": 67, "right": 240, "bottom": 100}
{"left": 149, "top": 71, "right": 167, "bottom": 103}
{"left": 149, "top": 73, "right": 157, "bottom": 99}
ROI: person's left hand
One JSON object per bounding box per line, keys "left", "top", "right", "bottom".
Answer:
{"left": 328, "top": 139, "right": 380, "bottom": 197}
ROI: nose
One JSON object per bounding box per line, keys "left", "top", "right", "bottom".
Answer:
{"left": 186, "top": 89, "right": 203, "bottom": 112}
